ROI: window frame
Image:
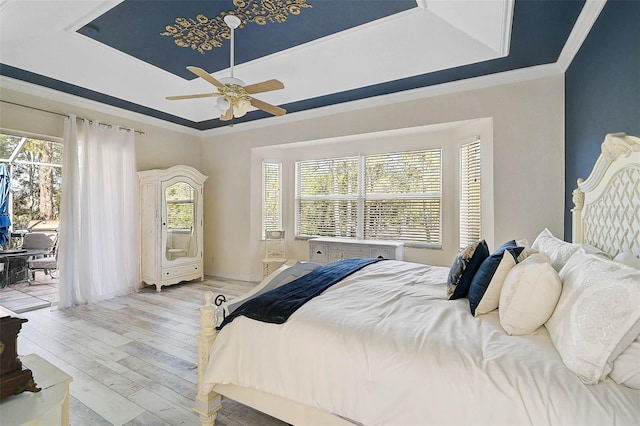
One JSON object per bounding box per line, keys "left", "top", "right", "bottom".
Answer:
{"left": 294, "top": 148, "right": 443, "bottom": 246}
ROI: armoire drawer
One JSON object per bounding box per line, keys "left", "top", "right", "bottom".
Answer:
{"left": 162, "top": 263, "right": 201, "bottom": 279}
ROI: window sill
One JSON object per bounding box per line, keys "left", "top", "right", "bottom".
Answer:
{"left": 295, "top": 236, "right": 442, "bottom": 250}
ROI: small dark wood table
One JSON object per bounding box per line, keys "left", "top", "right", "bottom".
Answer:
{"left": 0, "top": 249, "right": 45, "bottom": 288}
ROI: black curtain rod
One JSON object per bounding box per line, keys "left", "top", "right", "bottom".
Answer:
{"left": 1, "top": 100, "right": 145, "bottom": 135}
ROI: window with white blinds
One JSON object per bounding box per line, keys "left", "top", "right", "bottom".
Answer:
{"left": 262, "top": 160, "right": 282, "bottom": 238}
{"left": 296, "top": 156, "right": 359, "bottom": 238}
{"left": 459, "top": 140, "right": 481, "bottom": 249}
{"left": 296, "top": 149, "right": 442, "bottom": 245}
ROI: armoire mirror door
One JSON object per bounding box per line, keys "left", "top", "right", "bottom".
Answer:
{"left": 164, "top": 181, "right": 197, "bottom": 262}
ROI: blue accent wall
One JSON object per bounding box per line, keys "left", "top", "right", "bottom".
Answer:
{"left": 564, "top": 0, "right": 640, "bottom": 240}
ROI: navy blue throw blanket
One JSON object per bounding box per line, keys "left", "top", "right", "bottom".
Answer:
{"left": 218, "top": 258, "right": 384, "bottom": 329}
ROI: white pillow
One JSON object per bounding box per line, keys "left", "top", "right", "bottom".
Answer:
{"left": 580, "top": 244, "right": 611, "bottom": 259}
{"left": 614, "top": 252, "right": 640, "bottom": 270}
{"left": 474, "top": 249, "right": 518, "bottom": 316}
{"left": 545, "top": 251, "right": 640, "bottom": 384}
{"left": 499, "top": 253, "right": 562, "bottom": 336}
{"left": 531, "top": 228, "right": 580, "bottom": 272}
{"left": 516, "top": 247, "right": 538, "bottom": 262}
{"left": 610, "top": 336, "right": 640, "bottom": 389}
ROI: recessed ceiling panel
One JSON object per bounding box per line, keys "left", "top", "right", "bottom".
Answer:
{"left": 77, "top": 0, "right": 417, "bottom": 79}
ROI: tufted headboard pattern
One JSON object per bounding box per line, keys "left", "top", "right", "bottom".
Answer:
{"left": 572, "top": 133, "right": 640, "bottom": 258}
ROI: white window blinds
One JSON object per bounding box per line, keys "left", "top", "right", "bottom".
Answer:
{"left": 262, "top": 160, "right": 282, "bottom": 238}
{"left": 296, "top": 149, "right": 442, "bottom": 245}
{"left": 364, "top": 150, "right": 442, "bottom": 244}
{"left": 296, "top": 156, "right": 359, "bottom": 238}
{"left": 459, "top": 139, "right": 481, "bottom": 249}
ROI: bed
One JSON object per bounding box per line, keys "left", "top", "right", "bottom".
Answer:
{"left": 195, "top": 132, "right": 640, "bottom": 425}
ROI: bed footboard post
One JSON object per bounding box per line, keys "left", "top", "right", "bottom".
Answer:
{"left": 194, "top": 291, "right": 223, "bottom": 426}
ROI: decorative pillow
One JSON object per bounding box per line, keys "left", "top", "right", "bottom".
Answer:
{"left": 614, "top": 252, "right": 640, "bottom": 270}
{"left": 610, "top": 336, "right": 640, "bottom": 389}
{"left": 499, "top": 253, "right": 562, "bottom": 336}
{"left": 545, "top": 250, "right": 640, "bottom": 384}
{"left": 531, "top": 228, "right": 580, "bottom": 272}
{"left": 516, "top": 247, "right": 538, "bottom": 262}
{"left": 468, "top": 241, "right": 524, "bottom": 316}
{"left": 471, "top": 248, "right": 521, "bottom": 317}
{"left": 447, "top": 240, "right": 489, "bottom": 300}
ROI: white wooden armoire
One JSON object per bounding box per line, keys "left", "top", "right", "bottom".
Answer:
{"left": 138, "top": 165, "right": 207, "bottom": 292}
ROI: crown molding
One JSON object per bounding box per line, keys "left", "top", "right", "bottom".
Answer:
{"left": 498, "top": 0, "right": 515, "bottom": 56}
{"left": 557, "top": 0, "right": 606, "bottom": 72}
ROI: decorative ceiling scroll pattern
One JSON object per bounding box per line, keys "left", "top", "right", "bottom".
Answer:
{"left": 161, "top": 0, "right": 312, "bottom": 54}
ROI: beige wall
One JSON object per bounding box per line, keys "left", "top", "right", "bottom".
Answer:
{"left": 202, "top": 75, "right": 564, "bottom": 281}
{"left": 1, "top": 75, "right": 565, "bottom": 283}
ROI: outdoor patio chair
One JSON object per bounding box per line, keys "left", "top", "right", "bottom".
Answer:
{"left": 28, "top": 248, "right": 58, "bottom": 281}
{"left": 21, "top": 232, "right": 57, "bottom": 283}
{"left": 22, "top": 231, "right": 56, "bottom": 251}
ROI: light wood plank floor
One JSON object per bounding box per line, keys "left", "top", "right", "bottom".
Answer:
{"left": 0, "top": 272, "right": 60, "bottom": 313}
{"left": 13, "top": 278, "right": 288, "bottom": 426}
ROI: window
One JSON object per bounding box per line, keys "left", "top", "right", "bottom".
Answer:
{"left": 296, "top": 149, "right": 442, "bottom": 245}
{"left": 0, "top": 133, "right": 63, "bottom": 229}
{"left": 262, "top": 160, "right": 282, "bottom": 238}
{"left": 459, "top": 139, "right": 481, "bottom": 248}
{"left": 296, "top": 156, "right": 359, "bottom": 238}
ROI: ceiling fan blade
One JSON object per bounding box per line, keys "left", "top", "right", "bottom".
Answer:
{"left": 220, "top": 106, "right": 233, "bottom": 121}
{"left": 186, "top": 66, "right": 225, "bottom": 89}
{"left": 250, "top": 97, "right": 286, "bottom": 116}
{"left": 243, "top": 79, "right": 285, "bottom": 95}
{"left": 166, "top": 93, "right": 216, "bottom": 100}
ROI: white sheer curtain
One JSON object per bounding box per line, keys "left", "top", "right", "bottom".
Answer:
{"left": 58, "top": 115, "right": 139, "bottom": 307}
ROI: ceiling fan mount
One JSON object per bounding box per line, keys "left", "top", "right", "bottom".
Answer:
{"left": 166, "top": 14, "right": 286, "bottom": 121}
{"left": 223, "top": 14, "right": 241, "bottom": 31}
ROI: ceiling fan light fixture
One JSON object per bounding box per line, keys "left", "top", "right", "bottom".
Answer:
{"left": 233, "top": 98, "right": 251, "bottom": 118}
{"left": 165, "top": 10, "right": 286, "bottom": 121}
{"left": 216, "top": 96, "right": 231, "bottom": 112}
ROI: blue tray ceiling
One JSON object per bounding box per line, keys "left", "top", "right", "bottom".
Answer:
{"left": 0, "top": 0, "right": 585, "bottom": 131}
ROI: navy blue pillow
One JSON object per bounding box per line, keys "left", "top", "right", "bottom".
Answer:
{"left": 468, "top": 241, "right": 525, "bottom": 315}
{"left": 447, "top": 239, "right": 490, "bottom": 300}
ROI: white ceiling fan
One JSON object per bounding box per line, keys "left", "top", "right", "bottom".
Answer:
{"left": 166, "top": 14, "right": 286, "bottom": 121}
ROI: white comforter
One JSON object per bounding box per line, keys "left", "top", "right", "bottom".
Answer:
{"left": 203, "top": 261, "right": 640, "bottom": 425}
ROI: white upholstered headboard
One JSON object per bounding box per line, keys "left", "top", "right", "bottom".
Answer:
{"left": 571, "top": 133, "right": 640, "bottom": 258}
